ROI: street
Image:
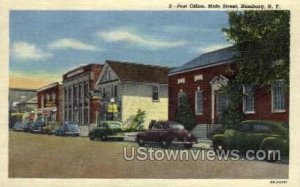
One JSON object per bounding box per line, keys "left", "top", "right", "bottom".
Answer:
{"left": 9, "top": 131, "right": 288, "bottom": 178}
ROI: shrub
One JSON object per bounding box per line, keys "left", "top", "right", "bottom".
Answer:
{"left": 127, "top": 109, "right": 146, "bottom": 131}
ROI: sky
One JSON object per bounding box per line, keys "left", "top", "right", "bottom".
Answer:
{"left": 9, "top": 11, "right": 231, "bottom": 89}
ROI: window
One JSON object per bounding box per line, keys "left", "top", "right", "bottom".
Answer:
{"left": 194, "top": 74, "right": 203, "bottom": 82}
{"left": 41, "top": 95, "right": 44, "bottom": 108}
{"left": 237, "top": 123, "right": 252, "bottom": 133}
{"left": 114, "top": 85, "right": 118, "bottom": 98}
{"left": 152, "top": 85, "right": 159, "bottom": 101}
{"left": 46, "top": 94, "right": 50, "bottom": 102}
{"left": 52, "top": 92, "right": 56, "bottom": 102}
{"left": 253, "top": 124, "right": 272, "bottom": 133}
{"left": 243, "top": 85, "right": 255, "bottom": 113}
{"left": 102, "top": 87, "right": 106, "bottom": 97}
{"left": 177, "top": 78, "right": 185, "bottom": 84}
{"left": 195, "top": 90, "right": 203, "bottom": 115}
{"left": 272, "top": 80, "right": 286, "bottom": 112}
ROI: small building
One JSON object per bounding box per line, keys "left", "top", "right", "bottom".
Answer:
{"left": 168, "top": 47, "right": 288, "bottom": 137}
{"left": 9, "top": 88, "right": 37, "bottom": 128}
{"left": 37, "top": 82, "right": 63, "bottom": 123}
{"left": 62, "top": 64, "right": 103, "bottom": 126}
{"left": 94, "top": 60, "right": 170, "bottom": 128}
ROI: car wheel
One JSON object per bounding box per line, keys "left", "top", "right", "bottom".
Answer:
{"left": 161, "top": 140, "right": 171, "bottom": 149}
{"left": 184, "top": 144, "right": 193, "bottom": 149}
{"left": 89, "top": 134, "right": 95, "bottom": 141}
{"left": 100, "top": 134, "right": 107, "bottom": 141}
{"left": 137, "top": 138, "right": 145, "bottom": 146}
{"left": 263, "top": 145, "right": 279, "bottom": 162}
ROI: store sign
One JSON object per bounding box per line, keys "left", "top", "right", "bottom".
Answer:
{"left": 45, "top": 102, "right": 56, "bottom": 108}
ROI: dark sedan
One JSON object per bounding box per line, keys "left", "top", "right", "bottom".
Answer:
{"left": 55, "top": 121, "right": 81, "bottom": 136}
{"left": 136, "top": 121, "right": 198, "bottom": 149}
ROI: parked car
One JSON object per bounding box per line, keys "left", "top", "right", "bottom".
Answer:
{"left": 89, "top": 121, "right": 125, "bottom": 141}
{"left": 55, "top": 121, "right": 81, "bottom": 136}
{"left": 136, "top": 121, "right": 198, "bottom": 149}
{"left": 23, "top": 121, "right": 34, "bottom": 132}
{"left": 42, "top": 122, "right": 60, "bottom": 135}
{"left": 212, "top": 120, "right": 289, "bottom": 162}
{"left": 30, "top": 121, "right": 46, "bottom": 133}
{"left": 12, "top": 122, "right": 24, "bottom": 131}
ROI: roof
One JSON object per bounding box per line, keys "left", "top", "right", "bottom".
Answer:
{"left": 37, "top": 82, "right": 60, "bottom": 92}
{"left": 9, "top": 87, "right": 36, "bottom": 92}
{"left": 106, "top": 60, "right": 170, "bottom": 84}
{"left": 63, "top": 64, "right": 103, "bottom": 80}
{"left": 169, "top": 46, "right": 237, "bottom": 75}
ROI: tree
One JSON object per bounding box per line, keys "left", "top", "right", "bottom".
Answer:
{"left": 220, "top": 11, "right": 290, "bottom": 128}
{"left": 223, "top": 11, "right": 290, "bottom": 89}
{"left": 176, "top": 92, "right": 195, "bottom": 130}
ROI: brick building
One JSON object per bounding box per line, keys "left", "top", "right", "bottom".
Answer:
{"left": 62, "top": 64, "right": 103, "bottom": 126}
{"left": 168, "top": 47, "right": 288, "bottom": 137}
{"left": 37, "top": 82, "right": 63, "bottom": 123}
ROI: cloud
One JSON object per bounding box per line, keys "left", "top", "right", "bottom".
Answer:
{"left": 192, "top": 43, "right": 232, "bottom": 54}
{"left": 48, "top": 38, "right": 99, "bottom": 51}
{"left": 97, "top": 29, "right": 187, "bottom": 50}
{"left": 11, "top": 41, "right": 52, "bottom": 61}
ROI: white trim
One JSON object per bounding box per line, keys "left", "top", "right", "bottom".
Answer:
{"left": 95, "top": 63, "right": 121, "bottom": 90}
{"left": 168, "top": 60, "right": 233, "bottom": 76}
{"left": 210, "top": 75, "right": 229, "bottom": 124}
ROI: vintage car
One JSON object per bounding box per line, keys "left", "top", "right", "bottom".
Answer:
{"left": 55, "top": 121, "right": 81, "bottom": 136}
{"left": 212, "top": 120, "right": 289, "bottom": 162}
{"left": 23, "top": 121, "right": 34, "bottom": 132}
{"left": 12, "top": 122, "right": 24, "bottom": 131}
{"left": 42, "top": 122, "right": 60, "bottom": 135}
{"left": 136, "top": 121, "right": 198, "bottom": 149}
{"left": 89, "top": 121, "right": 125, "bottom": 141}
{"left": 30, "top": 121, "right": 46, "bottom": 133}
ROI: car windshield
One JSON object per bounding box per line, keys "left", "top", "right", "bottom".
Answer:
{"left": 109, "top": 123, "right": 121, "bottom": 129}
{"left": 169, "top": 124, "right": 185, "bottom": 130}
{"left": 67, "top": 124, "right": 80, "bottom": 132}
{"left": 35, "top": 122, "right": 44, "bottom": 126}
{"left": 14, "top": 123, "right": 23, "bottom": 127}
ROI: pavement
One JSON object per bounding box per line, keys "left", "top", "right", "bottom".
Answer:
{"left": 124, "top": 132, "right": 213, "bottom": 149}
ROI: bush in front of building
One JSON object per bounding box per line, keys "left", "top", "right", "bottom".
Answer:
{"left": 176, "top": 92, "right": 196, "bottom": 131}
{"left": 125, "top": 109, "right": 146, "bottom": 132}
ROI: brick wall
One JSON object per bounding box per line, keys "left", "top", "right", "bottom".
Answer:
{"left": 168, "top": 62, "right": 288, "bottom": 124}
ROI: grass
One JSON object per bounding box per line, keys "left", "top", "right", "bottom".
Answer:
{"left": 9, "top": 131, "right": 288, "bottom": 178}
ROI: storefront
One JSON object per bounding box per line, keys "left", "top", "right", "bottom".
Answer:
{"left": 62, "top": 64, "right": 103, "bottom": 126}
{"left": 37, "top": 82, "right": 63, "bottom": 124}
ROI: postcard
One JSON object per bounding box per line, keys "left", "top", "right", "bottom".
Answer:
{"left": 1, "top": 0, "right": 300, "bottom": 187}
